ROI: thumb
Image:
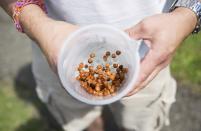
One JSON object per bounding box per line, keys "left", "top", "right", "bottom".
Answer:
{"left": 125, "top": 23, "right": 142, "bottom": 40}
{"left": 125, "top": 21, "right": 149, "bottom": 40}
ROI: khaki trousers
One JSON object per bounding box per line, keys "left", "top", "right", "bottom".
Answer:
{"left": 35, "top": 65, "right": 176, "bottom": 131}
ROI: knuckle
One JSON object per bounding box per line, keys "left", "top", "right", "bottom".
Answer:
{"left": 140, "top": 73, "right": 148, "bottom": 82}
{"left": 139, "top": 20, "right": 148, "bottom": 32}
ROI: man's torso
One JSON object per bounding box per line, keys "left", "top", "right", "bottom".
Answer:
{"left": 32, "top": 0, "right": 175, "bottom": 103}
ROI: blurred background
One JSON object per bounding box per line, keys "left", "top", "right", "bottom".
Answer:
{"left": 0, "top": 8, "right": 201, "bottom": 131}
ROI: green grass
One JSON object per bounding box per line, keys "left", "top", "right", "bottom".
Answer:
{"left": 171, "top": 33, "right": 201, "bottom": 85}
{"left": 0, "top": 81, "right": 60, "bottom": 131}
{"left": 0, "top": 82, "right": 36, "bottom": 131}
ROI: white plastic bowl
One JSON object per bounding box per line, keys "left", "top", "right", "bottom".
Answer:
{"left": 58, "top": 24, "right": 148, "bottom": 105}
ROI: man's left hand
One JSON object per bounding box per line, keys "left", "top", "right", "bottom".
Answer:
{"left": 125, "top": 7, "right": 197, "bottom": 96}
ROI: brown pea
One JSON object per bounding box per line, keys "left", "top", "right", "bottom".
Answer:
{"left": 119, "top": 73, "right": 125, "bottom": 81}
{"left": 97, "top": 79, "right": 102, "bottom": 83}
{"left": 84, "top": 82, "right": 88, "bottom": 88}
{"left": 103, "top": 55, "right": 107, "bottom": 61}
{"left": 113, "top": 80, "right": 120, "bottom": 87}
{"left": 95, "top": 85, "right": 101, "bottom": 91}
{"left": 105, "top": 68, "right": 110, "bottom": 72}
{"left": 80, "top": 81, "right": 87, "bottom": 88}
{"left": 90, "top": 83, "right": 96, "bottom": 89}
{"left": 89, "top": 66, "right": 94, "bottom": 71}
{"left": 93, "top": 90, "right": 98, "bottom": 96}
{"left": 103, "top": 81, "right": 108, "bottom": 86}
{"left": 102, "top": 74, "right": 108, "bottom": 81}
{"left": 98, "top": 69, "right": 104, "bottom": 75}
{"left": 110, "top": 73, "right": 116, "bottom": 80}
{"left": 80, "top": 84, "right": 85, "bottom": 88}
{"left": 111, "top": 53, "right": 116, "bottom": 58}
{"left": 79, "top": 62, "right": 84, "bottom": 68}
{"left": 94, "top": 69, "right": 99, "bottom": 74}
{"left": 79, "top": 72, "right": 85, "bottom": 77}
{"left": 113, "top": 63, "right": 118, "bottom": 68}
{"left": 105, "top": 63, "right": 110, "bottom": 68}
{"left": 88, "top": 58, "right": 93, "bottom": 64}
{"left": 123, "top": 68, "right": 128, "bottom": 73}
{"left": 119, "top": 65, "right": 123, "bottom": 70}
{"left": 83, "top": 72, "right": 89, "bottom": 77}
{"left": 116, "top": 50, "right": 121, "bottom": 55}
{"left": 105, "top": 51, "right": 111, "bottom": 56}
{"left": 107, "top": 77, "right": 111, "bottom": 81}
{"left": 102, "top": 67, "right": 106, "bottom": 71}
{"left": 107, "top": 84, "right": 112, "bottom": 89}
{"left": 97, "top": 65, "right": 102, "bottom": 70}
{"left": 87, "top": 78, "right": 93, "bottom": 83}
{"left": 115, "top": 74, "right": 120, "bottom": 79}
{"left": 77, "top": 65, "right": 84, "bottom": 71}
{"left": 88, "top": 88, "right": 94, "bottom": 94}
{"left": 90, "top": 53, "right": 95, "bottom": 58}
{"left": 91, "top": 75, "right": 96, "bottom": 80}
{"left": 116, "top": 68, "right": 120, "bottom": 73}
{"left": 98, "top": 74, "right": 104, "bottom": 79}
{"left": 77, "top": 67, "right": 82, "bottom": 72}
{"left": 98, "top": 92, "right": 103, "bottom": 96}
{"left": 109, "top": 87, "right": 115, "bottom": 93}
{"left": 103, "top": 89, "right": 110, "bottom": 96}
{"left": 79, "top": 76, "right": 86, "bottom": 81}
{"left": 85, "top": 64, "right": 88, "bottom": 68}
{"left": 76, "top": 76, "right": 80, "bottom": 80}
{"left": 106, "top": 71, "right": 111, "bottom": 76}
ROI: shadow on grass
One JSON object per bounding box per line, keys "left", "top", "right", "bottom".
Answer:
{"left": 13, "top": 64, "right": 63, "bottom": 131}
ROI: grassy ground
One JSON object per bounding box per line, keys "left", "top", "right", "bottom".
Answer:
{"left": 0, "top": 33, "right": 200, "bottom": 131}
{"left": 0, "top": 80, "right": 62, "bottom": 131}
{"left": 0, "top": 81, "right": 37, "bottom": 131}
{"left": 171, "top": 33, "right": 201, "bottom": 85}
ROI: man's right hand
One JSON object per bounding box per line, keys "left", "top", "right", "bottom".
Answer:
{"left": 19, "top": 4, "right": 79, "bottom": 72}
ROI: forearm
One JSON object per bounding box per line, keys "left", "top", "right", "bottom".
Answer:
{"left": 0, "top": 1, "right": 54, "bottom": 45}
{"left": 1, "top": 1, "right": 77, "bottom": 71}
{"left": 0, "top": 1, "right": 48, "bottom": 46}
{"left": 19, "top": 4, "right": 75, "bottom": 58}
{"left": 1, "top": 1, "right": 74, "bottom": 54}
{"left": 19, "top": 4, "right": 53, "bottom": 43}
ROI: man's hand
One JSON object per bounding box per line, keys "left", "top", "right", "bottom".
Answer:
{"left": 19, "top": 5, "right": 79, "bottom": 72}
{"left": 126, "top": 7, "right": 197, "bottom": 96}
{"left": 1, "top": 2, "right": 79, "bottom": 73}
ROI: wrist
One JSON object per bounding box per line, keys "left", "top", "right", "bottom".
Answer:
{"left": 19, "top": 4, "right": 53, "bottom": 41}
{"left": 170, "top": 7, "right": 197, "bottom": 37}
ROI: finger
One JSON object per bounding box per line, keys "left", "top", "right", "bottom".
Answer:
{"left": 135, "top": 50, "right": 159, "bottom": 86}
{"left": 138, "top": 58, "right": 171, "bottom": 88}
{"left": 126, "top": 58, "right": 171, "bottom": 97}
{"left": 126, "top": 63, "right": 165, "bottom": 97}
{"left": 125, "top": 45, "right": 159, "bottom": 97}
{"left": 125, "top": 23, "right": 143, "bottom": 40}
{"left": 136, "top": 47, "right": 169, "bottom": 87}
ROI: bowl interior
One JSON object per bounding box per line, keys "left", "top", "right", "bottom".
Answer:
{"left": 58, "top": 25, "right": 139, "bottom": 105}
